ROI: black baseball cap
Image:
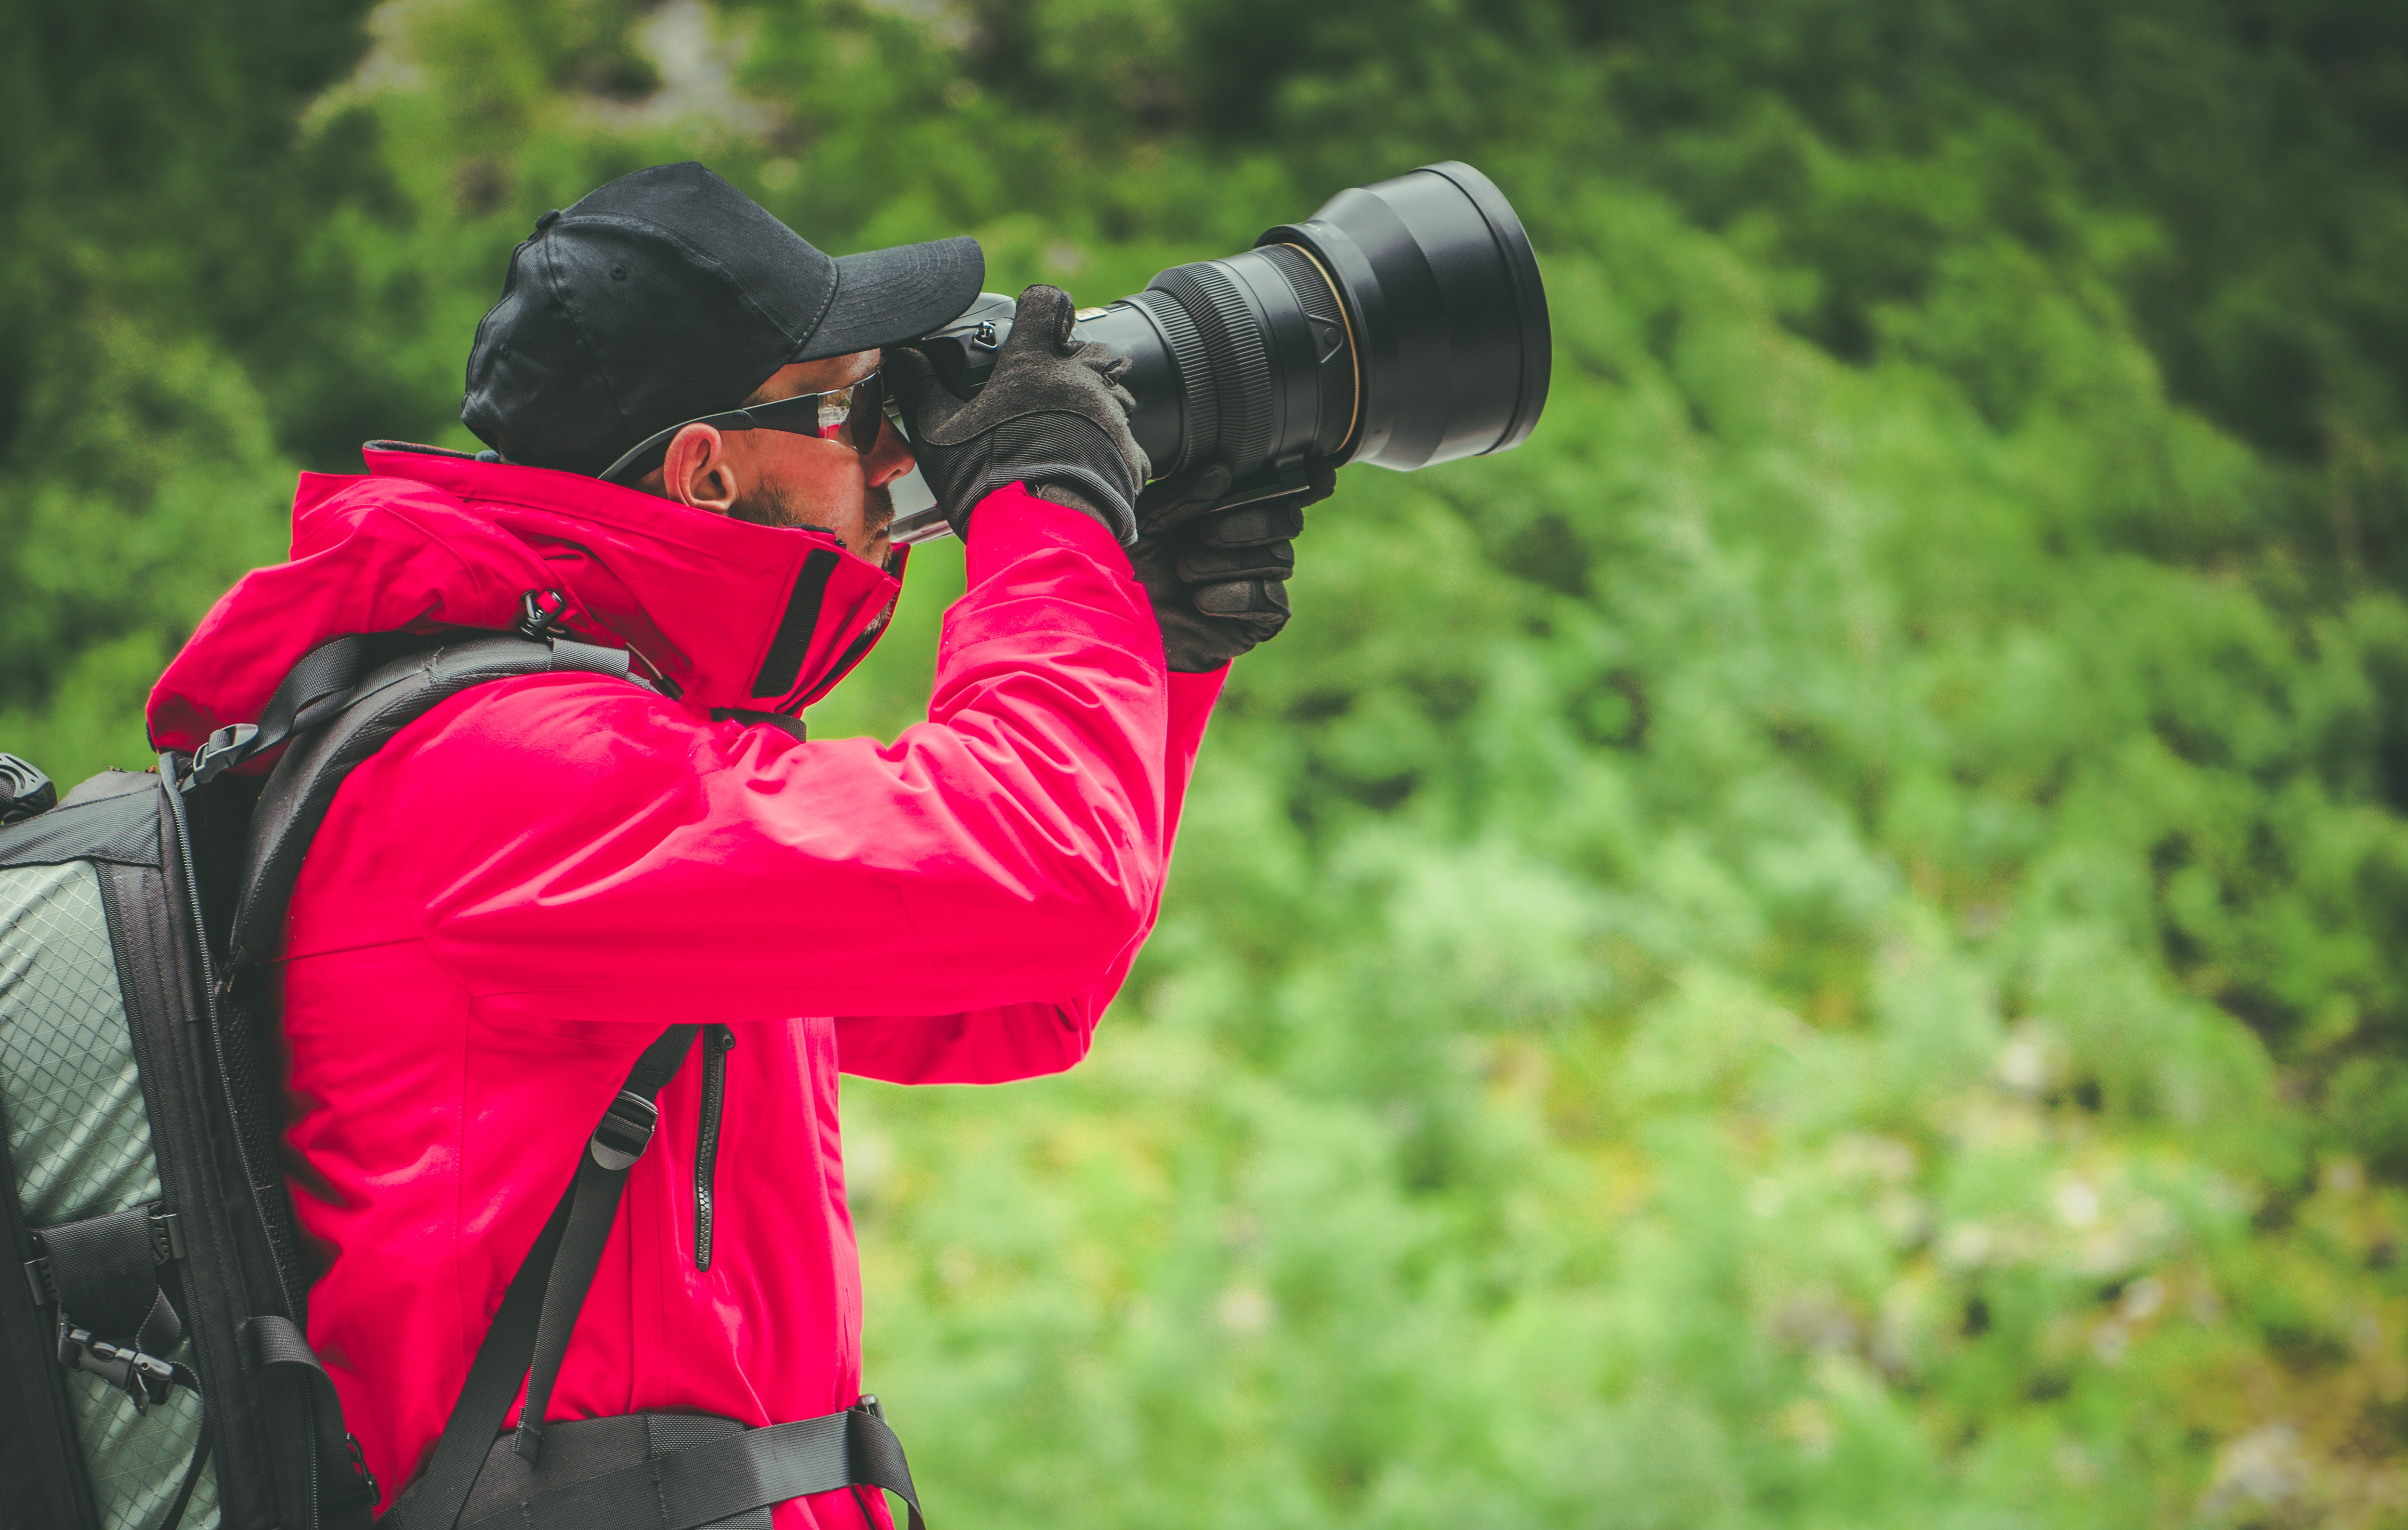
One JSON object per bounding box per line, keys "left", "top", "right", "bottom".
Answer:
{"left": 461, "top": 161, "right": 983, "bottom": 476}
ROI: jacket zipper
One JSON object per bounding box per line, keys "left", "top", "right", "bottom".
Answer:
{"left": 694, "top": 1025, "right": 732, "bottom": 1270}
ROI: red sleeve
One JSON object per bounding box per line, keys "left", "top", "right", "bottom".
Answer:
{"left": 341, "top": 486, "right": 1191, "bottom": 1026}
{"left": 835, "top": 664, "right": 1225, "bottom": 1083}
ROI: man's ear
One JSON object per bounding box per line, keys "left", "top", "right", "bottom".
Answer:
{"left": 659, "top": 423, "right": 740, "bottom": 514}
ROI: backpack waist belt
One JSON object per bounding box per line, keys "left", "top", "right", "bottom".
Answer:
{"left": 382, "top": 1404, "right": 924, "bottom": 1530}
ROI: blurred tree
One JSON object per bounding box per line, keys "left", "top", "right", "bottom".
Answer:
{"left": 0, "top": 0, "right": 378, "bottom": 767}
{"left": 807, "top": 0, "right": 2408, "bottom": 578}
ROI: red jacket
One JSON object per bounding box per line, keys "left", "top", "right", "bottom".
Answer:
{"left": 148, "top": 448, "right": 1224, "bottom": 1525}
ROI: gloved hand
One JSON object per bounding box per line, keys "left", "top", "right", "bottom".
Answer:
{"left": 886, "top": 284, "right": 1149, "bottom": 543}
{"left": 1130, "top": 460, "right": 1333, "bottom": 672}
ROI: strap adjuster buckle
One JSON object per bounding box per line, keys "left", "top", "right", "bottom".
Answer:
{"left": 589, "top": 1090, "right": 659, "bottom": 1171}
{"left": 518, "top": 588, "right": 572, "bottom": 642}
{"left": 189, "top": 723, "right": 261, "bottom": 787}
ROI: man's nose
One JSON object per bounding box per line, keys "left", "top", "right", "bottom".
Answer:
{"left": 863, "top": 418, "right": 915, "bottom": 488}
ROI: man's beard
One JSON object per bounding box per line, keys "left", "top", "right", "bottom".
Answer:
{"left": 730, "top": 482, "right": 895, "bottom": 554}
{"left": 731, "top": 482, "right": 897, "bottom": 641}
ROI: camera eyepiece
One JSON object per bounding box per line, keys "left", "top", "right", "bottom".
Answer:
{"left": 897, "top": 160, "right": 1549, "bottom": 541}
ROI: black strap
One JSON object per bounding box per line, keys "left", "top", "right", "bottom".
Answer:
{"left": 41, "top": 1206, "right": 192, "bottom": 1414}
{"left": 225, "top": 633, "right": 636, "bottom": 979}
{"left": 187, "top": 628, "right": 650, "bottom": 1521}
{"left": 188, "top": 634, "right": 373, "bottom": 787}
{"left": 458, "top": 1403, "right": 925, "bottom": 1530}
{"left": 842, "top": 1402, "right": 927, "bottom": 1530}
{"left": 387, "top": 1184, "right": 577, "bottom": 1530}
{"left": 516, "top": 1026, "right": 700, "bottom": 1462}
{"left": 248, "top": 1314, "right": 379, "bottom": 1520}
{"left": 403, "top": 1027, "right": 700, "bottom": 1530}
{"left": 158, "top": 1406, "right": 216, "bottom": 1530}
{"left": 39, "top": 1206, "right": 169, "bottom": 1338}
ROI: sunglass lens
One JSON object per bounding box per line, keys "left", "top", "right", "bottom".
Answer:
{"left": 845, "top": 373, "right": 884, "bottom": 452}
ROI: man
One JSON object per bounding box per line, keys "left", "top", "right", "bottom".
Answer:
{"left": 145, "top": 163, "right": 1318, "bottom": 1526}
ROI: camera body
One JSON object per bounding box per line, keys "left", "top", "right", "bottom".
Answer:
{"left": 915, "top": 292, "right": 1210, "bottom": 493}
{"left": 890, "top": 161, "right": 1550, "bottom": 544}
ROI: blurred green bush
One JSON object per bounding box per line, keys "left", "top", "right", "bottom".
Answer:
{"left": 7, "top": 0, "right": 2408, "bottom": 1521}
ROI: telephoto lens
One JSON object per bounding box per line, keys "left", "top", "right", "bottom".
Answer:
{"left": 888, "top": 160, "right": 1550, "bottom": 543}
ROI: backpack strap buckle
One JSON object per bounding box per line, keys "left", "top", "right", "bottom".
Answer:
{"left": 57, "top": 1315, "right": 177, "bottom": 1413}
{"left": 518, "top": 588, "right": 573, "bottom": 641}
{"left": 37, "top": 1207, "right": 191, "bottom": 1416}
{"left": 589, "top": 1090, "right": 660, "bottom": 1171}
{"left": 189, "top": 722, "right": 261, "bottom": 786}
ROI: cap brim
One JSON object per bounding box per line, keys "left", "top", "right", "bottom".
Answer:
{"left": 799, "top": 235, "right": 986, "bottom": 360}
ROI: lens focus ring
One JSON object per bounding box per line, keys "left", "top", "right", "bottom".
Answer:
{"left": 1126, "top": 290, "right": 1217, "bottom": 478}
{"left": 1150, "top": 261, "right": 1275, "bottom": 481}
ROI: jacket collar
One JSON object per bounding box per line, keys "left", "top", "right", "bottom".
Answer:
{"left": 359, "top": 445, "right": 904, "bottom": 714}
{"left": 148, "top": 445, "right": 904, "bottom": 754}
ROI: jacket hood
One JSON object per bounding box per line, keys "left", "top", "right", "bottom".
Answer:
{"left": 149, "top": 445, "right": 905, "bottom": 752}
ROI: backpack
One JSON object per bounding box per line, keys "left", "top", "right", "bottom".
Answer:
{"left": 1, "top": 627, "right": 926, "bottom": 1530}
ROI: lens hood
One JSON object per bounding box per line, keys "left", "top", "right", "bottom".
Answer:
{"left": 1263, "top": 161, "right": 1550, "bottom": 472}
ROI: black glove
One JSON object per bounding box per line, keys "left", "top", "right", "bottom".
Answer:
{"left": 886, "top": 284, "right": 1149, "bottom": 543}
{"left": 1130, "top": 460, "right": 1333, "bottom": 672}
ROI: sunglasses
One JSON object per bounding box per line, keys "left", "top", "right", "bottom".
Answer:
{"left": 600, "top": 371, "right": 893, "bottom": 485}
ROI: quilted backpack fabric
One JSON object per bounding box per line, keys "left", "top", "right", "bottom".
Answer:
{"left": 2, "top": 807, "right": 219, "bottom": 1529}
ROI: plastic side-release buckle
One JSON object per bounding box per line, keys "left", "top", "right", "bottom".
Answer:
{"left": 57, "top": 1314, "right": 175, "bottom": 1413}
{"left": 589, "top": 1090, "right": 660, "bottom": 1171}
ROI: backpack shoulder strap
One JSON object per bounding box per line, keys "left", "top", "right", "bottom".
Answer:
{"left": 391, "top": 1026, "right": 699, "bottom": 1530}
{"left": 178, "top": 631, "right": 638, "bottom": 1525}
{"left": 223, "top": 633, "right": 632, "bottom": 983}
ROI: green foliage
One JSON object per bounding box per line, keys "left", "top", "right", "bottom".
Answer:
{"left": 8, "top": 0, "right": 2408, "bottom": 1522}
{"left": 837, "top": 180, "right": 2408, "bottom": 1525}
